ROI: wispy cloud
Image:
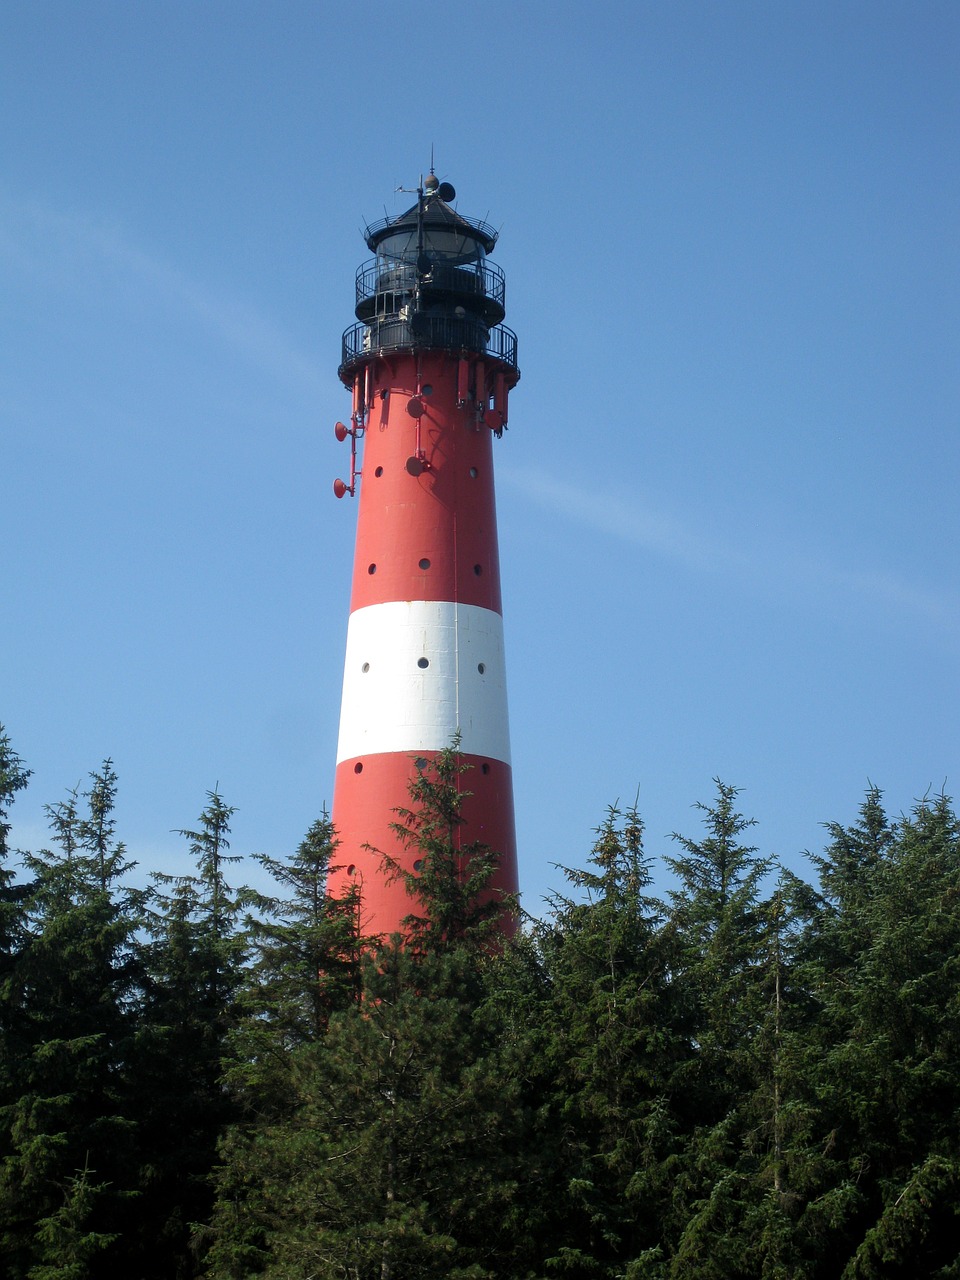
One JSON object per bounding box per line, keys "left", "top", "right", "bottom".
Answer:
{"left": 502, "top": 466, "right": 960, "bottom": 637}
{"left": 0, "top": 193, "right": 324, "bottom": 398}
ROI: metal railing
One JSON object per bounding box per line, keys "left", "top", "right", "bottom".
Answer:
{"left": 340, "top": 318, "right": 518, "bottom": 374}
{"left": 355, "top": 258, "right": 505, "bottom": 310}
{"left": 363, "top": 210, "right": 498, "bottom": 247}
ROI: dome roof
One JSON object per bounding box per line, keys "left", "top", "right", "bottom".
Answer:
{"left": 364, "top": 190, "right": 498, "bottom": 265}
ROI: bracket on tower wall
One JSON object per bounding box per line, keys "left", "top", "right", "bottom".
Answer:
{"left": 457, "top": 355, "right": 509, "bottom": 436}
{"left": 333, "top": 415, "right": 364, "bottom": 498}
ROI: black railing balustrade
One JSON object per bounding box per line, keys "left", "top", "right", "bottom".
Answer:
{"left": 363, "top": 210, "right": 498, "bottom": 247}
{"left": 340, "top": 318, "right": 518, "bottom": 378}
{"left": 355, "top": 258, "right": 506, "bottom": 311}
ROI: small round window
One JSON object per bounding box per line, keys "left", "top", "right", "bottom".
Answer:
{"left": 417, "top": 657, "right": 429, "bottom": 669}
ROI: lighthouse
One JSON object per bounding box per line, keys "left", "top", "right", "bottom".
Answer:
{"left": 327, "top": 173, "right": 520, "bottom": 938}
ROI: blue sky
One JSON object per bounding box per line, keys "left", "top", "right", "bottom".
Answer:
{"left": 2, "top": 1, "right": 957, "bottom": 908}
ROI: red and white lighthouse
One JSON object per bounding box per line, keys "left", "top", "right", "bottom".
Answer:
{"left": 327, "top": 173, "right": 520, "bottom": 938}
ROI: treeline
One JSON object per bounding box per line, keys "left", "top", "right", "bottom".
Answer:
{"left": 1, "top": 724, "right": 959, "bottom": 1279}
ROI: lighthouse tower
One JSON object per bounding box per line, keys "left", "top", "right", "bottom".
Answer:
{"left": 327, "top": 173, "right": 520, "bottom": 938}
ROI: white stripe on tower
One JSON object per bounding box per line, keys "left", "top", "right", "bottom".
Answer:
{"left": 336, "top": 600, "right": 511, "bottom": 764}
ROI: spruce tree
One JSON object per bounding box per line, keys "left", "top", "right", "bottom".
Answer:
{"left": 519, "top": 803, "right": 681, "bottom": 1276}
{"left": 205, "top": 748, "right": 527, "bottom": 1280}
{"left": 236, "top": 813, "right": 363, "bottom": 1069}
{"left": 0, "top": 762, "right": 143, "bottom": 1278}
{"left": 0, "top": 729, "right": 32, "bottom": 1266}
{"left": 804, "top": 791, "right": 960, "bottom": 1277}
{"left": 0, "top": 724, "right": 31, "bottom": 1046}
{"left": 134, "top": 789, "right": 247, "bottom": 1279}
{"left": 661, "top": 782, "right": 776, "bottom": 1278}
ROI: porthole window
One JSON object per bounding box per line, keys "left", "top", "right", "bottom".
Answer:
{"left": 419, "top": 557, "right": 431, "bottom": 570}
{"left": 361, "top": 662, "right": 370, "bottom": 673}
{"left": 473, "top": 564, "right": 483, "bottom": 576}
{"left": 414, "top": 757, "right": 427, "bottom": 770}
{"left": 354, "top": 762, "right": 363, "bottom": 774}
{"left": 368, "top": 563, "right": 376, "bottom": 575}
{"left": 469, "top": 466, "right": 478, "bottom": 478}
{"left": 347, "top": 864, "right": 356, "bottom": 876}
{"left": 481, "top": 763, "right": 491, "bottom": 775}
{"left": 375, "top": 466, "right": 384, "bottom": 477}
{"left": 477, "top": 662, "right": 485, "bottom": 674}
{"left": 417, "top": 657, "right": 429, "bottom": 669}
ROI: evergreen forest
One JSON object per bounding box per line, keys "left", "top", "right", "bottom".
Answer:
{"left": 2, "top": 723, "right": 959, "bottom": 1279}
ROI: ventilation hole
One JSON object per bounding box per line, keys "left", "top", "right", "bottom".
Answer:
{"left": 422, "top": 384, "right": 433, "bottom": 396}
{"left": 419, "top": 557, "right": 431, "bottom": 570}
{"left": 481, "top": 763, "right": 491, "bottom": 775}
{"left": 417, "top": 657, "right": 429, "bottom": 669}
{"left": 413, "top": 859, "right": 423, "bottom": 871}
{"left": 375, "top": 466, "right": 384, "bottom": 477}
{"left": 368, "top": 563, "right": 377, "bottom": 574}
{"left": 477, "top": 662, "right": 485, "bottom": 674}
{"left": 469, "top": 466, "right": 478, "bottom": 478}
{"left": 361, "top": 662, "right": 370, "bottom": 673}
{"left": 473, "top": 564, "right": 483, "bottom": 576}
{"left": 354, "top": 762, "right": 363, "bottom": 774}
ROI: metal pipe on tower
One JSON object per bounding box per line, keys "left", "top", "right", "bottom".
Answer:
{"left": 327, "top": 173, "right": 520, "bottom": 938}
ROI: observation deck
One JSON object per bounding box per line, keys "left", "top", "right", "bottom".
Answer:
{"left": 340, "top": 318, "right": 518, "bottom": 382}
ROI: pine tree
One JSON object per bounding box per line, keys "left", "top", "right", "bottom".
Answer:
{"left": 205, "top": 748, "right": 527, "bottom": 1280}
{"left": 238, "top": 813, "right": 363, "bottom": 1063}
{"left": 0, "top": 725, "right": 32, "bottom": 1044}
{"left": 804, "top": 791, "right": 960, "bottom": 1277}
{"left": 382, "top": 743, "right": 515, "bottom": 956}
{"left": 0, "top": 761, "right": 144, "bottom": 1278}
{"left": 665, "top": 782, "right": 770, "bottom": 1112}
{"left": 0, "top": 729, "right": 33, "bottom": 1266}
{"left": 0, "top": 723, "right": 32, "bottom": 864}
{"left": 660, "top": 782, "right": 777, "bottom": 1278}
{"left": 204, "top": 815, "right": 366, "bottom": 1273}
{"left": 133, "top": 789, "right": 248, "bottom": 1279}
{"left": 515, "top": 803, "right": 681, "bottom": 1277}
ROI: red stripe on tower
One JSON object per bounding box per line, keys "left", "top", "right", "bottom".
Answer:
{"left": 327, "top": 172, "right": 520, "bottom": 939}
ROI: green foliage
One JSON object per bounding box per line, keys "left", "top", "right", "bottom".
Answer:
{"left": 0, "top": 725, "right": 32, "bottom": 861}
{"left": 27, "top": 1160, "right": 120, "bottom": 1280}
{"left": 2, "top": 725, "right": 959, "bottom": 1279}
{"left": 133, "top": 788, "right": 249, "bottom": 1278}
{"left": 0, "top": 760, "right": 143, "bottom": 1279}
{"left": 523, "top": 803, "right": 681, "bottom": 1275}
{"left": 381, "top": 743, "right": 517, "bottom": 954}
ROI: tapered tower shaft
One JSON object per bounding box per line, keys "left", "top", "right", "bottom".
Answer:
{"left": 328, "top": 175, "right": 519, "bottom": 938}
